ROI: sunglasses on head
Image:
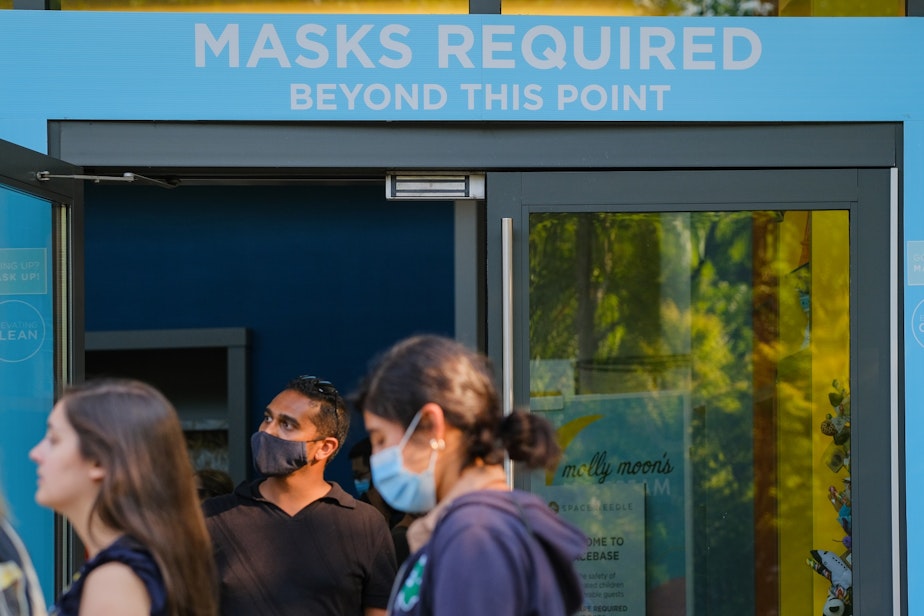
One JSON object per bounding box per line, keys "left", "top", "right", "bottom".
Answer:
{"left": 294, "top": 376, "right": 343, "bottom": 436}
{"left": 295, "top": 375, "right": 339, "bottom": 398}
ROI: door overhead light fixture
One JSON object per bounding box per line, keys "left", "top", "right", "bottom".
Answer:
{"left": 386, "top": 173, "right": 485, "bottom": 200}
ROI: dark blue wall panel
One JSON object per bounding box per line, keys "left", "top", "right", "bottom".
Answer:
{"left": 83, "top": 183, "right": 455, "bottom": 490}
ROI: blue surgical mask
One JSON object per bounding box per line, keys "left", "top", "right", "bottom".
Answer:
{"left": 370, "top": 411, "right": 438, "bottom": 514}
{"left": 251, "top": 431, "right": 314, "bottom": 477}
{"left": 353, "top": 478, "right": 371, "bottom": 496}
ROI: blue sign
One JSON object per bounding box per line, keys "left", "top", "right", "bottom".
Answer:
{"left": 532, "top": 392, "right": 688, "bottom": 602}
{"left": 0, "top": 300, "right": 47, "bottom": 363}
{"left": 2, "top": 11, "right": 924, "bottom": 613}
{"left": 0, "top": 188, "right": 54, "bottom": 605}
{"left": 0, "top": 15, "right": 922, "bottom": 125}
{"left": 0, "top": 248, "right": 47, "bottom": 296}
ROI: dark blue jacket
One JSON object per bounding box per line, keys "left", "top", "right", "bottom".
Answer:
{"left": 389, "top": 490, "right": 586, "bottom": 616}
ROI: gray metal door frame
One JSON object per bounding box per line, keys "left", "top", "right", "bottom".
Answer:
{"left": 0, "top": 137, "right": 85, "bottom": 596}
{"left": 50, "top": 120, "right": 903, "bottom": 612}
{"left": 486, "top": 167, "right": 896, "bottom": 615}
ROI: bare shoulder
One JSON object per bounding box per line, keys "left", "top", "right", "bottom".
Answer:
{"left": 80, "top": 561, "right": 151, "bottom": 616}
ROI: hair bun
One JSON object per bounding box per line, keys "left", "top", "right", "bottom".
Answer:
{"left": 499, "top": 410, "right": 561, "bottom": 471}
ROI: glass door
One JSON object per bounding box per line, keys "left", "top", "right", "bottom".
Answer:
{"left": 0, "top": 138, "right": 81, "bottom": 604}
{"left": 487, "top": 169, "right": 894, "bottom": 616}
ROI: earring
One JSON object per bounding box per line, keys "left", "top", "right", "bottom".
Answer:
{"left": 429, "top": 438, "right": 446, "bottom": 451}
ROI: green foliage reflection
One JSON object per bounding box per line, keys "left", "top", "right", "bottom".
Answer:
{"left": 529, "top": 210, "right": 793, "bottom": 614}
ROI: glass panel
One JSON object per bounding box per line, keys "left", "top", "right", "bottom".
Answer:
{"left": 780, "top": 0, "right": 904, "bottom": 15}
{"left": 0, "top": 185, "right": 56, "bottom": 605}
{"left": 503, "top": 0, "right": 660, "bottom": 15}
{"left": 0, "top": 0, "right": 903, "bottom": 12}
{"left": 527, "top": 210, "right": 851, "bottom": 616}
{"left": 504, "top": 0, "right": 903, "bottom": 15}
{"left": 57, "top": 0, "right": 468, "bottom": 12}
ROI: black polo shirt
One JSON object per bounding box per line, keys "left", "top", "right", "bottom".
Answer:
{"left": 204, "top": 480, "right": 397, "bottom": 616}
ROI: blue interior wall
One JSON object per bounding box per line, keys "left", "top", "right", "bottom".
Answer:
{"left": 83, "top": 183, "right": 455, "bottom": 490}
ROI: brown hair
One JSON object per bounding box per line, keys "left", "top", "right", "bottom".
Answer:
{"left": 355, "top": 334, "right": 561, "bottom": 471}
{"left": 62, "top": 379, "right": 217, "bottom": 616}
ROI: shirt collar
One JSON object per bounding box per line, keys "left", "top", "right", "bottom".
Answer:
{"left": 243, "top": 479, "right": 358, "bottom": 509}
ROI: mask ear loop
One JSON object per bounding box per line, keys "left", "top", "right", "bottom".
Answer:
{"left": 304, "top": 436, "right": 327, "bottom": 465}
{"left": 398, "top": 409, "right": 444, "bottom": 473}
{"left": 398, "top": 409, "right": 426, "bottom": 450}
{"left": 424, "top": 438, "right": 445, "bottom": 473}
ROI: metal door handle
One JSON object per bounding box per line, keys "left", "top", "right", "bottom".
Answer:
{"left": 502, "top": 217, "right": 514, "bottom": 488}
{"left": 502, "top": 217, "right": 514, "bottom": 417}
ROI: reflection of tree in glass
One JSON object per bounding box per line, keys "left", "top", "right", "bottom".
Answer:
{"left": 529, "top": 210, "right": 779, "bottom": 614}
{"left": 635, "top": 0, "right": 774, "bottom": 16}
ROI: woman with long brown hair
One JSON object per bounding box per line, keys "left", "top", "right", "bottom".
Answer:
{"left": 29, "top": 379, "right": 216, "bottom": 616}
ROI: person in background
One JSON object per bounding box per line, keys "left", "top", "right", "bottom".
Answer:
{"left": 203, "top": 376, "right": 396, "bottom": 616}
{"left": 349, "top": 437, "right": 401, "bottom": 523}
{"left": 354, "top": 334, "right": 586, "bottom": 616}
{"left": 194, "top": 469, "right": 234, "bottom": 502}
{"left": 0, "top": 490, "right": 46, "bottom": 615}
{"left": 28, "top": 378, "right": 217, "bottom": 616}
{"left": 386, "top": 510, "right": 420, "bottom": 567}
{"left": 348, "top": 437, "right": 416, "bottom": 564}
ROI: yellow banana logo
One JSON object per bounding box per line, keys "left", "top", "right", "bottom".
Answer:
{"left": 546, "top": 413, "right": 604, "bottom": 485}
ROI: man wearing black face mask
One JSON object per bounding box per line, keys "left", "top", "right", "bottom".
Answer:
{"left": 202, "top": 376, "right": 397, "bottom": 616}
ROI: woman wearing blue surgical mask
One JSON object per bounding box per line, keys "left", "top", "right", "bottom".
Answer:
{"left": 354, "top": 335, "right": 586, "bottom": 616}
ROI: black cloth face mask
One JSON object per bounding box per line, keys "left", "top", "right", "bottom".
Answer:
{"left": 250, "top": 431, "right": 315, "bottom": 476}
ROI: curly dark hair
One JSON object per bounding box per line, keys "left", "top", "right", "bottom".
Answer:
{"left": 286, "top": 375, "right": 350, "bottom": 460}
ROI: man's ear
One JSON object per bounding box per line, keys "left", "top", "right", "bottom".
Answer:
{"left": 314, "top": 437, "right": 340, "bottom": 464}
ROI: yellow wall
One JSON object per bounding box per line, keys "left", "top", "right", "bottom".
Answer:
{"left": 809, "top": 211, "right": 850, "bottom": 611}
{"left": 777, "top": 210, "right": 814, "bottom": 616}
{"left": 777, "top": 210, "right": 850, "bottom": 614}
